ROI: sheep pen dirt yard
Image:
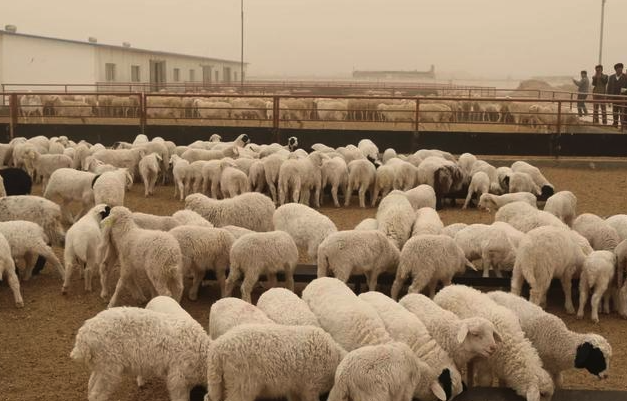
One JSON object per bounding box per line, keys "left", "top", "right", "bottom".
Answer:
{"left": 0, "top": 164, "right": 626, "bottom": 401}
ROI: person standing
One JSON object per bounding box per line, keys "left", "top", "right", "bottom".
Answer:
{"left": 572, "top": 71, "right": 590, "bottom": 117}
{"left": 592, "top": 65, "right": 608, "bottom": 124}
{"left": 607, "top": 63, "right": 627, "bottom": 129}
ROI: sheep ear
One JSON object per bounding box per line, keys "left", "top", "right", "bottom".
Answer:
{"left": 430, "top": 381, "right": 447, "bottom": 401}
{"left": 456, "top": 324, "right": 469, "bottom": 344}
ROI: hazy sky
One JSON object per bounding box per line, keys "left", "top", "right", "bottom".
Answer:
{"left": 2, "top": 0, "right": 626, "bottom": 79}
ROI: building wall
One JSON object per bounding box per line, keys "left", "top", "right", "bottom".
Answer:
{"left": 0, "top": 34, "right": 96, "bottom": 88}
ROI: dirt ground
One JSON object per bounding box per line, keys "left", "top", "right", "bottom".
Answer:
{"left": 0, "top": 165, "right": 626, "bottom": 401}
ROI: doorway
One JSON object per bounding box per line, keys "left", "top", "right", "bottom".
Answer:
{"left": 150, "top": 60, "right": 166, "bottom": 91}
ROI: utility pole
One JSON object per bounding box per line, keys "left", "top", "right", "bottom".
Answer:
{"left": 598, "top": 0, "right": 606, "bottom": 65}
{"left": 240, "top": 0, "right": 244, "bottom": 87}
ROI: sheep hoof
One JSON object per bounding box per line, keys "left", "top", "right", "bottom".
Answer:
{"left": 576, "top": 313, "right": 584, "bottom": 320}
{"left": 15, "top": 301, "right": 24, "bottom": 308}
{"left": 61, "top": 287, "right": 68, "bottom": 295}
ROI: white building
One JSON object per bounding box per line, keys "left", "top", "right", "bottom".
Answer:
{"left": 0, "top": 26, "right": 247, "bottom": 91}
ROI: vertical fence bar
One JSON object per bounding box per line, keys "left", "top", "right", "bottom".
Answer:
{"left": 272, "top": 96, "right": 280, "bottom": 142}
{"left": 139, "top": 92, "right": 147, "bottom": 134}
{"left": 556, "top": 100, "right": 562, "bottom": 135}
{"left": 1, "top": 84, "right": 5, "bottom": 106}
{"left": 414, "top": 98, "right": 420, "bottom": 132}
{"left": 9, "top": 93, "right": 18, "bottom": 140}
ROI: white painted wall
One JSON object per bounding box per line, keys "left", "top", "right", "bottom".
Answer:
{"left": 0, "top": 34, "right": 96, "bottom": 88}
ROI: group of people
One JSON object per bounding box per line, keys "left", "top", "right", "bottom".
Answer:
{"left": 573, "top": 63, "right": 627, "bottom": 129}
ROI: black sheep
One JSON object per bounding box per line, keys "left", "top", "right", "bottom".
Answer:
{"left": 0, "top": 168, "right": 32, "bottom": 195}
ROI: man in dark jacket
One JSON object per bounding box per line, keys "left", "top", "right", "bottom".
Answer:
{"left": 592, "top": 65, "right": 608, "bottom": 124}
{"left": 607, "top": 63, "right": 627, "bottom": 129}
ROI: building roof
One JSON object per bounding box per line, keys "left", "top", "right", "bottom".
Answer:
{"left": 0, "top": 29, "right": 247, "bottom": 65}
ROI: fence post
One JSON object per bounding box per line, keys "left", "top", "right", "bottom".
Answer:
{"left": 9, "top": 93, "right": 18, "bottom": 140}
{"left": 414, "top": 98, "right": 420, "bottom": 132}
{"left": 273, "top": 96, "right": 280, "bottom": 143}
{"left": 556, "top": 100, "right": 562, "bottom": 135}
{"left": 139, "top": 92, "right": 147, "bottom": 135}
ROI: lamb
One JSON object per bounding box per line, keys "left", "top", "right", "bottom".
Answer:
{"left": 457, "top": 153, "right": 477, "bottom": 180}
{"left": 273, "top": 203, "right": 337, "bottom": 262}
{"left": 321, "top": 156, "right": 348, "bottom": 207}
{"left": 391, "top": 234, "right": 474, "bottom": 300}
{"left": 376, "top": 191, "right": 415, "bottom": 249}
{"left": 302, "top": 277, "right": 393, "bottom": 351}
{"left": 169, "top": 154, "right": 191, "bottom": 200}
{"left": 412, "top": 207, "right": 444, "bottom": 236}
{"left": 441, "top": 223, "right": 468, "bottom": 238}
{"left": 0, "top": 195, "right": 65, "bottom": 247}
{"left": 405, "top": 184, "right": 437, "bottom": 210}
{"left": 261, "top": 153, "right": 287, "bottom": 203}
{"left": 224, "top": 231, "right": 298, "bottom": 303}
{"left": 511, "top": 226, "right": 588, "bottom": 313}
{"left": 463, "top": 171, "right": 490, "bottom": 209}
{"left": 169, "top": 226, "right": 235, "bottom": 300}
{"left": 354, "top": 217, "right": 378, "bottom": 230}
{"left": 469, "top": 160, "right": 500, "bottom": 193}
{"left": 400, "top": 293, "right": 500, "bottom": 370}
{"left": 359, "top": 291, "right": 463, "bottom": 401}
{"left": 91, "top": 148, "right": 143, "bottom": 178}
{"left": 279, "top": 151, "right": 327, "bottom": 208}
{"left": 507, "top": 172, "right": 541, "bottom": 196}
{"left": 131, "top": 212, "right": 181, "bottom": 231}
{"left": 29, "top": 152, "right": 73, "bottom": 189}
{"left": 62, "top": 204, "right": 110, "bottom": 294}
{"left": 577, "top": 250, "right": 616, "bottom": 323}
{"left": 0, "top": 232, "right": 23, "bottom": 307}
{"left": 0, "top": 167, "right": 32, "bottom": 196}
{"left": 495, "top": 201, "right": 565, "bottom": 232}
{"left": 371, "top": 164, "right": 395, "bottom": 206}
{"left": 416, "top": 156, "right": 464, "bottom": 209}
{"left": 206, "top": 324, "right": 345, "bottom": 401}
{"left": 357, "top": 139, "right": 380, "bottom": 161}
{"left": 543, "top": 191, "right": 577, "bottom": 227}
{"left": 478, "top": 192, "right": 537, "bottom": 211}
{"left": 247, "top": 160, "right": 266, "bottom": 193}
{"left": 573, "top": 213, "right": 620, "bottom": 251}
{"left": 488, "top": 291, "right": 612, "bottom": 387}
{"left": 92, "top": 169, "right": 133, "bottom": 207}
{"left": 345, "top": 158, "right": 376, "bottom": 207}
{"left": 219, "top": 160, "right": 250, "bottom": 198}
{"left": 511, "top": 161, "right": 554, "bottom": 200}
{"left": 99, "top": 206, "right": 184, "bottom": 307}
{"left": 70, "top": 307, "right": 210, "bottom": 401}
{"left": 138, "top": 152, "right": 161, "bottom": 197}
{"left": 606, "top": 214, "right": 627, "bottom": 241}
{"left": 43, "top": 168, "right": 96, "bottom": 223}
{"left": 328, "top": 342, "right": 445, "bottom": 401}
{"left": 382, "top": 148, "right": 397, "bottom": 163}
{"left": 256, "top": 287, "right": 320, "bottom": 327}
{"left": 435, "top": 285, "right": 554, "bottom": 401}
{"left": 185, "top": 192, "right": 274, "bottom": 231}
{"left": 208, "top": 297, "right": 274, "bottom": 339}
{"left": 496, "top": 166, "right": 513, "bottom": 192}
{"left": 387, "top": 159, "right": 418, "bottom": 191}
{"left": 317, "top": 230, "right": 400, "bottom": 291}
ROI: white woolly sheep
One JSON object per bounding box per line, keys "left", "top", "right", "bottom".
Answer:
{"left": 256, "top": 287, "right": 320, "bottom": 327}
{"left": 70, "top": 307, "right": 210, "bottom": 401}
{"left": 302, "top": 277, "right": 393, "bottom": 352}
{"left": 169, "top": 226, "right": 234, "bottom": 300}
{"left": 495, "top": 201, "right": 565, "bottom": 233}
{"left": 29, "top": 152, "right": 73, "bottom": 189}
{"left": 185, "top": 192, "right": 274, "bottom": 231}
{"left": 573, "top": 213, "right": 620, "bottom": 251}
{"left": 0, "top": 195, "right": 65, "bottom": 247}
{"left": 273, "top": 203, "right": 337, "bottom": 262}
{"left": 506, "top": 172, "right": 541, "bottom": 195}
{"left": 489, "top": 291, "right": 612, "bottom": 387}
{"left": 478, "top": 192, "right": 537, "bottom": 212}
{"left": 91, "top": 148, "right": 143, "bottom": 178}
{"left": 435, "top": 285, "right": 554, "bottom": 401}
{"left": 208, "top": 297, "right": 274, "bottom": 339}
{"left": 412, "top": 206, "right": 444, "bottom": 237}
{"left": 511, "top": 226, "right": 588, "bottom": 313}
{"left": 277, "top": 151, "right": 327, "bottom": 207}
{"left": 387, "top": 158, "right": 418, "bottom": 191}
{"left": 0, "top": 231, "right": 23, "bottom": 307}
{"left": 441, "top": 223, "right": 468, "bottom": 238}
{"left": 206, "top": 324, "right": 345, "bottom": 401}
{"left": 371, "top": 164, "right": 396, "bottom": 206}
{"left": 317, "top": 230, "right": 400, "bottom": 291}
{"left": 496, "top": 166, "right": 513, "bottom": 192}
{"left": 615, "top": 240, "right": 627, "bottom": 318}
{"left": 220, "top": 225, "right": 253, "bottom": 240}
{"left": 376, "top": 190, "right": 415, "bottom": 249}
{"left": 458, "top": 153, "right": 477, "bottom": 180}
{"left": 577, "top": 250, "right": 616, "bottom": 323}
{"left": 43, "top": 168, "right": 96, "bottom": 224}
{"left": 400, "top": 293, "right": 501, "bottom": 369}
{"left": 321, "top": 156, "right": 349, "bottom": 207}
{"left": 606, "top": 214, "right": 627, "bottom": 241}
{"left": 543, "top": 191, "right": 577, "bottom": 227}
{"left": 248, "top": 160, "right": 266, "bottom": 193}
{"left": 138, "top": 152, "right": 161, "bottom": 197}
{"left": 169, "top": 154, "right": 191, "bottom": 200}
{"left": 224, "top": 231, "right": 298, "bottom": 303}
{"left": 511, "top": 161, "right": 554, "bottom": 200}
{"left": 219, "top": 160, "right": 250, "bottom": 198}
{"left": 261, "top": 153, "right": 287, "bottom": 203}
{"left": 405, "top": 184, "right": 437, "bottom": 210}
{"left": 382, "top": 148, "right": 397, "bottom": 163}
{"left": 391, "top": 234, "right": 474, "bottom": 300}
{"left": 354, "top": 217, "right": 378, "bottom": 230}
{"left": 463, "top": 171, "right": 490, "bottom": 209}
{"left": 99, "top": 206, "right": 184, "bottom": 307}
{"left": 93, "top": 169, "right": 133, "bottom": 207}
{"left": 62, "top": 204, "right": 110, "bottom": 294}
{"left": 357, "top": 139, "right": 379, "bottom": 161}
{"left": 328, "top": 342, "right": 445, "bottom": 401}
{"left": 359, "top": 291, "right": 463, "bottom": 401}
{"left": 345, "top": 158, "right": 376, "bottom": 207}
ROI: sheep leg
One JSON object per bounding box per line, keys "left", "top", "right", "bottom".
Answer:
{"left": 462, "top": 190, "right": 474, "bottom": 209}
{"left": 173, "top": 179, "right": 179, "bottom": 198}
{"left": 482, "top": 259, "right": 491, "bottom": 278}
{"left": 216, "top": 268, "right": 227, "bottom": 298}
{"left": 284, "top": 267, "right": 295, "bottom": 292}
{"left": 358, "top": 186, "right": 367, "bottom": 208}
{"left": 529, "top": 283, "right": 549, "bottom": 309}
{"left": 267, "top": 181, "right": 278, "bottom": 203}
{"left": 38, "top": 245, "right": 65, "bottom": 279}
{"left": 510, "top": 264, "right": 524, "bottom": 296}
{"left": 603, "top": 291, "right": 611, "bottom": 314}
{"left": 211, "top": 181, "right": 220, "bottom": 200}
{"left": 266, "top": 272, "right": 278, "bottom": 290}
{"left": 87, "top": 370, "right": 122, "bottom": 401}
{"left": 344, "top": 181, "right": 353, "bottom": 206}
{"left": 188, "top": 267, "right": 204, "bottom": 301}
{"left": 366, "top": 270, "right": 379, "bottom": 292}
{"left": 107, "top": 269, "right": 135, "bottom": 308}
{"left": 3, "top": 262, "right": 24, "bottom": 308}
{"left": 560, "top": 276, "right": 575, "bottom": 314}
{"left": 166, "top": 371, "right": 190, "bottom": 401}
{"left": 590, "top": 282, "right": 608, "bottom": 323}
{"left": 224, "top": 267, "right": 242, "bottom": 298}
{"left": 62, "top": 254, "right": 78, "bottom": 294}
{"left": 390, "top": 269, "right": 409, "bottom": 301}
{"left": 577, "top": 276, "right": 589, "bottom": 320}
{"left": 240, "top": 273, "right": 259, "bottom": 303}
{"left": 60, "top": 201, "right": 75, "bottom": 225}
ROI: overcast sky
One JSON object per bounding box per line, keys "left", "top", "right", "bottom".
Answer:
{"left": 2, "top": 0, "right": 625, "bottom": 79}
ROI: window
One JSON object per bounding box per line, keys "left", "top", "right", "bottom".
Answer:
{"left": 189, "top": 69, "right": 195, "bottom": 82}
{"left": 214, "top": 70, "right": 219, "bottom": 82}
{"left": 234, "top": 71, "right": 238, "bottom": 82}
{"left": 173, "top": 68, "right": 180, "bottom": 82}
{"left": 131, "top": 65, "right": 140, "bottom": 82}
{"left": 105, "top": 63, "right": 116, "bottom": 82}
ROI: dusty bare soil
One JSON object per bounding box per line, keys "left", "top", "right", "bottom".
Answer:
{"left": 0, "top": 166, "right": 625, "bottom": 401}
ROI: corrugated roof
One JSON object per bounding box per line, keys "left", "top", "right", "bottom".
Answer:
{"left": 0, "top": 29, "right": 247, "bottom": 65}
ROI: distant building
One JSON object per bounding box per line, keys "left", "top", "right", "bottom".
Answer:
{"left": 0, "top": 26, "right": 247, "bottom": 91}
{"left": 352, "top": 65, "right": 435, "bottom": 81}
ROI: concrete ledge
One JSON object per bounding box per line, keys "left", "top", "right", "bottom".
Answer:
{"left": 454, "top": 387, "right": 626, "bottom": 401}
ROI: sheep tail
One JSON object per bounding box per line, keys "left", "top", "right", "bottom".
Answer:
{"left": 69, "top": 340, "right": 91, "bottom": 364}
{"left": 465, "top": 258, "right": 477, "bottom": 271}
{"left": 205, "top": 346, "right": 223, "bottom": 401}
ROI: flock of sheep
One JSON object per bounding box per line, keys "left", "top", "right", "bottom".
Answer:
{"left": 16, "top": 93, "right": 577, "bottom": 131}
{"left": 0, "top": 132, "right": 624, "bottom": 401}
